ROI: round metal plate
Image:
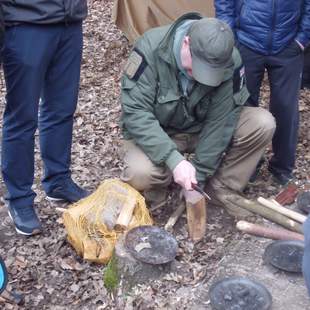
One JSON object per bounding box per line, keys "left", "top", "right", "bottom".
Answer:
{"left": 209, "top": 277, "right": 272, "bottom": 310}
{"left": 297, "top": 191, "right": 310, "bottom": 214}
{"left": 263, "top": 240, "right": 304, "bottom": 273}
{"left": 0, "top": 256, "right": 8, "bottom": 295}
{"left": 125, "top": 225, "right": 178, "bottom": 265}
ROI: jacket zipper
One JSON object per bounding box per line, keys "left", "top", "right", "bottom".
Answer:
{"left": 268, "top": 0, "right": 276, "bottom": 53}
{"left": 180, "top": 95, "right": 189, "bottom": 118}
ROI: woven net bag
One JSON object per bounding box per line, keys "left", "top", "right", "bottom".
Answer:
{"left": 63, "top": 179, "right": 153, "bottom": 264}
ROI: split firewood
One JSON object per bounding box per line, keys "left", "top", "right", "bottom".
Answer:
{"left": 164, "top": 200, "right": 186, "bottom": 231}
{"left": 186, "top": 196, "right": 207, "bottom": 242}
{"left": 55, "top": 207, "right": 66, "bottom": 213}
{"left": 114, "top": 197, "right": 136, "bottom": 231}
{"left": 236, "top": 220, "right": 304, "bottom": 241}
{"left": 257, "top": 197, "right": 307, "bottom": 224}
{"left": 275, "top": 184, "right": 299, "bottom": 205}
{"left": 226, "top": 196, "right": 303, "bottom": 233}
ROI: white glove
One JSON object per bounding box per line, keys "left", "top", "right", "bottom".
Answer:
{"left": 172, "top": 160, "right": 197, "bottom": 190}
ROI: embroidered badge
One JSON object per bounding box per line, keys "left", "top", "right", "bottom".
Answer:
{"left": 124, "top": 49, "right": 147, "bottom": 81}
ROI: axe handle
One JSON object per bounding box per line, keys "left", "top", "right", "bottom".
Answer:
{"left": 237, "top": 220, "right": 304, "bottom": 241}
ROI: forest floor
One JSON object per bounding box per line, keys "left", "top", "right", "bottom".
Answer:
{"left": 0, "top": 1, "right": 309, "bottom": 309}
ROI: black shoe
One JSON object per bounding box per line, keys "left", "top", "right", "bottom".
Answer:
{"left": 268, "top": 167, "right": 293, "bottom": 186}
{"left": 46, "top": 179, "right": 89, "bottom": 203}
{"left": 8, "top": 205, "right": 42, "bottom": 236}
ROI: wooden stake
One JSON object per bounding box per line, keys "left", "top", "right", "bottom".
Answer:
{"left": 114, "top": 197, "right": 136, "bottom": 231}
{"left": 165, "top": 201, "right": 186, "bottom": 231}
{"left": 236, "top": 220, "right": 304, "bottom": 241}
{"left": 226, "top": 196, "right": 303, "bottom": 233}
{"left": 257, "top": 197, "right": 307, "bottom": 224}
{"left": 186, "top": 197, "right": 207, "bottom": 242}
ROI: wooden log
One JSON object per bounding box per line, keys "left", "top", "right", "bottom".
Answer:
{"left": 236, "top": 220, "right": 304, "bottom": 241}
{"left": 114, "top": 197, "right": 136, "bottom": 231}
{"left": 186, "top": 196, "right": 207, "bottom": 242}
{"left": 226, "top": 196, "right": 303, "bottom": 233}
{"left": 165, "top": 200, "right": 186, "bottom": 232}
{"left": 257, "top": 197, "right": 307, "bottom": 224}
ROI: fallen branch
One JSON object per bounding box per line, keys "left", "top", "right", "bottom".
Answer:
{"left": 165, "top": 200, "right": 186, "bottom": 231}
{"left": 257, "top": 197, "right": 306, "bottom": 224}
{"left": 226, "top": 196, "right": 303, "bottom": 233}
{"left": 236, "top": 220, "right": 304, "bottom": 241}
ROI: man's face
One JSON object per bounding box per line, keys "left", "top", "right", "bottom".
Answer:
{"left": 180, "top": 36, "right": 193, "bottom": 77}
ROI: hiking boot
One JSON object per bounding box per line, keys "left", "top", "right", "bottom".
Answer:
{"left": 8, "top": 205, "right": 42, "bottom": 236}
{"left": 46, "top": 179, "right": 89, "bottom": 203}
{"left": 268, "top": 167, "right": 293, "bottom": 186}
{"left": 206, "top": 179, "right": 253, "bottom": 219}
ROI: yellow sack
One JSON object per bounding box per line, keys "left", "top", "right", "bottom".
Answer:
{"left": 63, "top": 179, "right": 153, "bottom": 264}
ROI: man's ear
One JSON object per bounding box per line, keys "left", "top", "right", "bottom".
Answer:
{"left": 184, "top": 36, "right": 191, "bottom": 46}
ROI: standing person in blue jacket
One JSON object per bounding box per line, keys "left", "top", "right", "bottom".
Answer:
{"left": 1, "top": 1, "right": 89, "bottom": 236}
{"left": 215, "top": 0, "right": 310, "bottom": 185}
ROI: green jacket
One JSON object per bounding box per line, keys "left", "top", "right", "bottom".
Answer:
{"left": 121, "top": 12, "right": 249, "bottom": 185}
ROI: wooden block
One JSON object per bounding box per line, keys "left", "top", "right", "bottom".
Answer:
{"left": 186, "top": 197, "right": 206, "bottom": 242}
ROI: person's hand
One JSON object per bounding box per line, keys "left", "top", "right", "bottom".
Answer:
{"left": 172, "top": 160, "right": 197, "bottom": 190}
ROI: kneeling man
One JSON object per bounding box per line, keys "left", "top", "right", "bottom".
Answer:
{"left": 120, "top": 13, "right": 275, "bottom": 218}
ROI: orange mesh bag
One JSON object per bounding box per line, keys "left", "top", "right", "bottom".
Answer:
{"left": 62, "top": 179, "right": 153, "bottom": 264}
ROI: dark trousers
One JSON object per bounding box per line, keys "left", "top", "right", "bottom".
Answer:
{"left": 2, "top": 23, "right": 83, "bottom": 209}
{"left": 303, "top": 215, "right": 310, "bottom": 296}
{"left": 238, "top": 42, "right": 303, "bottom": 175}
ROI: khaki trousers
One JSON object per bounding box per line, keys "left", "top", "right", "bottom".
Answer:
{"left": 120, "top": 107, "right": 276, "bottom": 205}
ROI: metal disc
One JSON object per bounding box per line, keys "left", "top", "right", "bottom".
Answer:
{"left": 0, "top": 256, "right": 8, "bottom": 295}
{"left": 263, "top": 240, "right": 304, "bottom": 273}
{"left": 209, "top": 276, "right": 272, "bottom": 310}
{"left": 297, "top": 191, "right": 310, "bottom": 214}
{"left": 125, "top": 225, "right": 178, "bottom": 265}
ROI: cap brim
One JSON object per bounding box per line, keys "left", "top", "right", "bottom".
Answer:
{"left": 192, "top": 56, "right": 231, "bottom": 87}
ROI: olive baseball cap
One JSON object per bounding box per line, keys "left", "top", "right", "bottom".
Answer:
{"left": 188, "top": 18, "right": 234, "bottom": 87}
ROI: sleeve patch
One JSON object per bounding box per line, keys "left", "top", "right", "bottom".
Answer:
{"left": 124, "top": 48, "right": 147, "bottom": 81}
{"left": 233, "top": 64, "right": 246, "bottom": 93}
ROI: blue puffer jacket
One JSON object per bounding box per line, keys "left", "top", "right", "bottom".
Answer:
{"left": 215, "top": 0, "right": 310, "bottom": 55}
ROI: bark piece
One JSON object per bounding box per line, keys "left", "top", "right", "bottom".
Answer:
{"left": 236, "top": 220, "right": 304, "bottom": 241}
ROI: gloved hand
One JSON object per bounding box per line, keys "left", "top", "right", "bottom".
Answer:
{"left": 172, "top": 159, "right": 197, "bottom": 190}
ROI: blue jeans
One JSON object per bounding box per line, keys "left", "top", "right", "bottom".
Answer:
{"left": 2, "top": 22, "right": 83, "bottom": 209}
{"left": 238, "top": 41, "right": 303, "bottom": 176}
{"left": 303, "top": 215, "right": 310, "bottom": 295}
